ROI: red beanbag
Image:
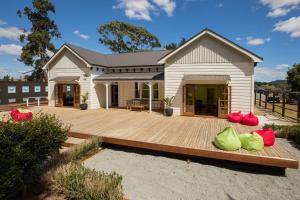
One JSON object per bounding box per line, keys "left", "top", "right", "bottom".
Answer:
{"left": 10, "top": 108, "right": 33, "bottom": 122}
{"left": 242, "top": 112, "right": 259, "bottom": 126}
{"left": 228, "top": 111, "right": 243, "bottom": 123}
{"left": 254, "top": 128, "right": 275, "bottom": 146}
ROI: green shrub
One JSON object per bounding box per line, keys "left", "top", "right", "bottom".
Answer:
{"left": 52, "top": 163, "right": 123, "bottom": 200}
{"left": 0, "top": 113, "right": 69, "bottom": 199}
{"left": 263, "top": 123, "right": 300, "bottom": 145}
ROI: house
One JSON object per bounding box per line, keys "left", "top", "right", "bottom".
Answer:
{"left": 43, "top": 29, "right": 263, "bottom": 117}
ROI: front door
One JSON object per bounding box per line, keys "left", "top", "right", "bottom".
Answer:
{"left": 55, "top": 84, "right": 80, "bottom": 108}
{"left": 111, "top": 83, "right": 118, "bottom": 107}
{"left": 218, "top": 85, "right": 231, "bottom": 118}
{"left": 183, "top": 85, "right": 194, "bottom": 116}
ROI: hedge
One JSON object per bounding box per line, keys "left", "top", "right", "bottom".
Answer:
{"left": 263, "top": 124, "right": 300, "bottom": 145}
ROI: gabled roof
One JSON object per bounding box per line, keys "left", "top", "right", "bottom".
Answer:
{"left": 158, "top": 28, "right": 263, "bottom": 64}
{"left": 44, "top": 43, "right": 171, "bottom": 69}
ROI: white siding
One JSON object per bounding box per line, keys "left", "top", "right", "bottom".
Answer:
{"left": 165, "top": 35, "right": 255, "bottom": 115}
{"left": 47, "top": 49, "right": 90, "bottom": 107}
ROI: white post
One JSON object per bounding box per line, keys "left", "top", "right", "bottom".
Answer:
{"left": 148, "top": 82, "right": 152, "bottom": 113}
{"left": 105, "top": 83, "right": 109, "bottom": 110}
{"left": 26, "top": 99, "right": 29, "bottom": 107}
{"left": 37, "top": 97, "right": 40, "bottom": 106}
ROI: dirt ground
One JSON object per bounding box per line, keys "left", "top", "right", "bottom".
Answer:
{"left": 84, "top": 138, "right": 300, "bottom": 200}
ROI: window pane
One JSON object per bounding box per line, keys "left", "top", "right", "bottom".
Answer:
{"left": 22, "top": 86, "right": 29, "bottom": 93}
{"left": 45, "top": 86, "right": 48, "bottom": 92}
{"left": 135, "top": 82, "right": 140, "bottom": 99}
{"left": 8, "top": 98, "right": 16, "bottom": 103}
{"left": 142, "top": 83, "right": 149, "bottom": 99}
{"left": 34, "top": 86, "right": 41, "bottom": 92}
{"left": 153, "top": 83, "right": 159, "bottom": 99}
{"left": 8, "top": 86, "right": 16, "bottom": 93}
{"left": 23, "top": 98, "right": 28, "bottom": 102}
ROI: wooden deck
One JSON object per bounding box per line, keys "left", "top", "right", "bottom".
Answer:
{"left": 20, "top": 106, "right": 299, "bottom": 169}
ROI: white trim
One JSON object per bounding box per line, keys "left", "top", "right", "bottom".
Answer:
{"left": 43, "top": 45, "right": 91, "bottom": 70}
{"left": 158, "top": 30, "right": 263, "bottom": 64}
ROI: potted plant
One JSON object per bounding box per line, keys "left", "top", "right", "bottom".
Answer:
{"left": 162, "top": 96, "right": 175, "bottom": 116}
{"left": 80, "top": 92, "right": 89, "bottom": 110}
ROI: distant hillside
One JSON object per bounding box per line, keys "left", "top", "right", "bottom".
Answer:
{"left": 255, "top": 80, "right": 287, "bottom": 86}
{"left": 255, "top": 80, "right": 289, "bottom": 91}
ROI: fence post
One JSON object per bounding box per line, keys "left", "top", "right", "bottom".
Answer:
{"left": 282, "top": 93, "right": 286, "bottom": 117}
{"left": 37, "top": 97, "right": 40, "bottom": 106}
{"left": 272, "top": 92, "right": 275, "bottom": 112}
{"left": 265, "top": 91, "right": 269, "bottom": 109}
{"left": 254, "top": 91, "right": 257, "bottom": 105}
{"left": 26, "top": 99, "right": 29, "bottom": 107}
{"left": 259, "top": 92, "right": 262, "bottom": 107}
{"left": 297, "top": 94, "right": 300, "bottom": 123}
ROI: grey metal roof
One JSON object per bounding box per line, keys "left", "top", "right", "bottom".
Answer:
{"left": 66, "top": 43, "right": 171, "bottom": 67}
{"left": 184, "top": 75, "right": 230, "bottom": 81}
{"left": 93, "top": 72, "right": 164, "bottom": 81}
{"left": 49, "top": 76, "right": 80, "bottom": 81}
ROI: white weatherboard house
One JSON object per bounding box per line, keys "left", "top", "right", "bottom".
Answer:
{"left": 44, "top": 29, "right": 263, "bottom": 117}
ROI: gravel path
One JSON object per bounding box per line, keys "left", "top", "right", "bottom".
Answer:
{"left": 84, "top": 139, "right": 300, "bottom": 200}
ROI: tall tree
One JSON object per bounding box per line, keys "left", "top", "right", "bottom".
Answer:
{"left": 17, "top": 0, "right": 61, "bottom": 81}
{"left": 97, "top": 21, "right": 161, "bottom": 53}
{"left": 164, "top": 37, "right": 187, "bottom": 50}
{"left": 287, "top": 63, "right": 300, "bottom": 91}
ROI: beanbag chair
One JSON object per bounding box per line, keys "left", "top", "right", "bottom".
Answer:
{"left": 238, "top": 133, "right": 264, "bottom": 151}
{"left": 10, "top": 108, "right": 33, "bottom": 122}
{"left": 242, "top": 112, "right": 259, "bottom": 126}
{"left": 228, "top": 111, "right": 243, "bottom": 123}
{"left": 254, "top": 128, "right": 275, "bottom": 146}
{"left": 214, "top": 126, "right": 241, "bottom": 151}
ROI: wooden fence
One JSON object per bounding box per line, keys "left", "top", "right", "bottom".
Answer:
{"left": 255, "top": 90, "right": 300, "bottom": 123}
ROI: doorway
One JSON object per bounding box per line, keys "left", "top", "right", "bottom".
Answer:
{"left": 55, "top": 84, "right": 80, "bottom": 108}
{"left": 111, "top": 83, "right": 118, "bottom": 107}
{"left": 183, "top": 84, "right": 230, "bottom": 117}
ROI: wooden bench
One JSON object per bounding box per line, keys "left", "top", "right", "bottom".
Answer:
{"left": 130, "top": 104, "right": 145, "bottom": 111}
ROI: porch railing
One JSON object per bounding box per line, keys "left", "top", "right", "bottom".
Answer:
{"left": 26, "top": 96, "right": 48, "bottom": 107}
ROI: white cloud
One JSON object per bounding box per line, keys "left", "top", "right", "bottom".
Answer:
{"left": 0, "top": 19, "right": 6, "bottom": 25}
{"left": 255, "top": 66, "right": 287, "bottom": 82}
{"left": 0, "top": 44, "right": 22, "bottom": 55}
{"left": 246, "top": 36, "right": 271, "bottom": 46}
{"left": 274, "top": 16, "right": 300, "bottom": 37}
{"left": 113, "top": 0, "right": 176, "bottom": 21}
{"left": 235, "top": 37, "right": 242, "bottom": 41}
{"left": 153, "top": 0, "right": 176, "bottom": 16}
{"left": 73, "top": 30, "right": 89, "bottom": 40}
{"left": 276, "top": 64, "right": 290, "bottom": 69}
{"left": 0, "top": 26, "right": 24, "bottom": 40}
{"left": 260, "top": 0, "right": 300, "bottom": 17}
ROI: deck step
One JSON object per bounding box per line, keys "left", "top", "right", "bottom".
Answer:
{"left": 63, "top": 137, "right": 86, "bottom": 147}
{"left": 67, "top": 131, "right": 94, "bottom": 139}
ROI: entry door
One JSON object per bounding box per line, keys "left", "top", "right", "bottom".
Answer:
{"left": 73, "top": 84, "right": 80, "bottom": 108}
{"left": 218, "top": 85, "right": 231, "bottom": 118}
{"left": 111, "top": 83, "right": 118, "bottom": 107}
{"left": 183, "top": 85, "right": 195, "bottom": 116}
{"left": 55, "top": 84, "right": 63, "bottom": 107}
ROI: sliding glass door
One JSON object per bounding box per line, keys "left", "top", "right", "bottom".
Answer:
{"left": 183, "top": 85, "right": 195, "bottom": 116}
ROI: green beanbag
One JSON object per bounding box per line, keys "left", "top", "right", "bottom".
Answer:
{"left": 214, "top": 127, "right": 241, "bottom": 151}
{"left": 238, "top": 133, "right": 264, "bottom": 151}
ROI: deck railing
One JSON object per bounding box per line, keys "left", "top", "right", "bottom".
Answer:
{"left": 26, "top": 96, "right": 48, "bottom": 107}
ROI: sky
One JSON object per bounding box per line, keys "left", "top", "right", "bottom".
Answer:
{"left": 0, "top": 0, "right": 299, "bottom": 82}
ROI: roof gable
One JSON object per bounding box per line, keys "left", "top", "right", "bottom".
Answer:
{"left": 158, "top": 29, "right": 263, "bottom": 64}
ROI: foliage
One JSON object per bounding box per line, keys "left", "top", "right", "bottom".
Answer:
{"left": 287, "top": 63, "right": 300, "bottom": 91}
{"left": 164, "top": 37, "right": 187, "bottom": 50}
{"left": 17, "top": 0, "right": 61, "bottom": 81}
{"left": 52, "top": 163, "right": 123, "bottom": 200}
{"left": 255, "top": 80, "right": 290, "bottom": 92}
{"left": 97, "top": 20, "right": 161, "bottom": 53}
{"left": 263, "top": 124, "right": 300, "bottom": 145}
{"left": 0, "top": 112, "right": 68, "bottom": 199}
{"left": 162, "top": 96, "right": 175, "bottom": 107}
{"left": 81, "top": 92, "right": 89, "bottom": 104}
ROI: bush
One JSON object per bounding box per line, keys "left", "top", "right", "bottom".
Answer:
{"left": 52, "top": 163, "right": 123, "bottom": 200}
{"left": 263, "top": 123, "right": 300, "bottom": 145}
{"left": 0, "top": 112, "right": 69, "bottom": 199}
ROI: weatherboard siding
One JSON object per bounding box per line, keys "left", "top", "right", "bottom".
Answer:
{"left": 47, "top": 49, "right": 90, "bottom": 107}
{"left": 165, "top": 35, "right": 255, "bottom": 115}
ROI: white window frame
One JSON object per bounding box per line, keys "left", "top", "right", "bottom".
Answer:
{"left": 45, "top": 86, "right": 48, "bottom": 92}
{"left": 8, "top": 86, "right": 16, "bottom": 93}
{"left": 22, "top": 98, "right": 28, "bottom": 102}
{"left": 34, "top": 86, "right": 41, "bottom": 92}
{"left": 22, "top": 86, "right": 29, "bottom": 93}
{"left": 8, "top": 98, "right": 16, "bottom": 103}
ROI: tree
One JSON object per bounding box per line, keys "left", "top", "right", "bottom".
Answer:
{"left": 97, "top": 21, "right": 161, "bottom": 53}
{"left": 164, "top": 37, "right": 187, "bottom": 50}
{"left": 287, "top": 63, "right": 300, "bottom": 91}
{"left": 17, "top": 0, "right": 61, "bottom": 81}
{"left": 2, "top": 75, "right": 11, "bottom": 81}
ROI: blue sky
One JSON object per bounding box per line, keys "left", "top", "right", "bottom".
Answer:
{"left": 0, "top": 0, "right": 299, "bottom": 81}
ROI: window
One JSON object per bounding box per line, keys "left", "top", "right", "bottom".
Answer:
{"left": 22, "top": 86, "right": 29, "bottom": 93}
{"left": 142, "top": 83, "right": 149, "bottom": 99}
{"left": 153, "top": 83, "right": 159, "bottom": 99}
{"left": 8, "top": 86, "right": 16, "bottom": 93}
{"left": 135, "top": 82, "right": 140, "bottom": 99}
{"left": 8, "top": 98, "right": 16, "bottom": 103}
{"left": 34, "top": 86, "right": 41, "bottom": 92}
{"left": 45, "top": 86, "right": 48, "bottom": 92}
{"left": 23, "top": 98, "right": 28, "bottom": 102}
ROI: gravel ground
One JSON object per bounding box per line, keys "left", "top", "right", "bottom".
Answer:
{"left": 84, "top": 139, "right": 300, "bottom": 200}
